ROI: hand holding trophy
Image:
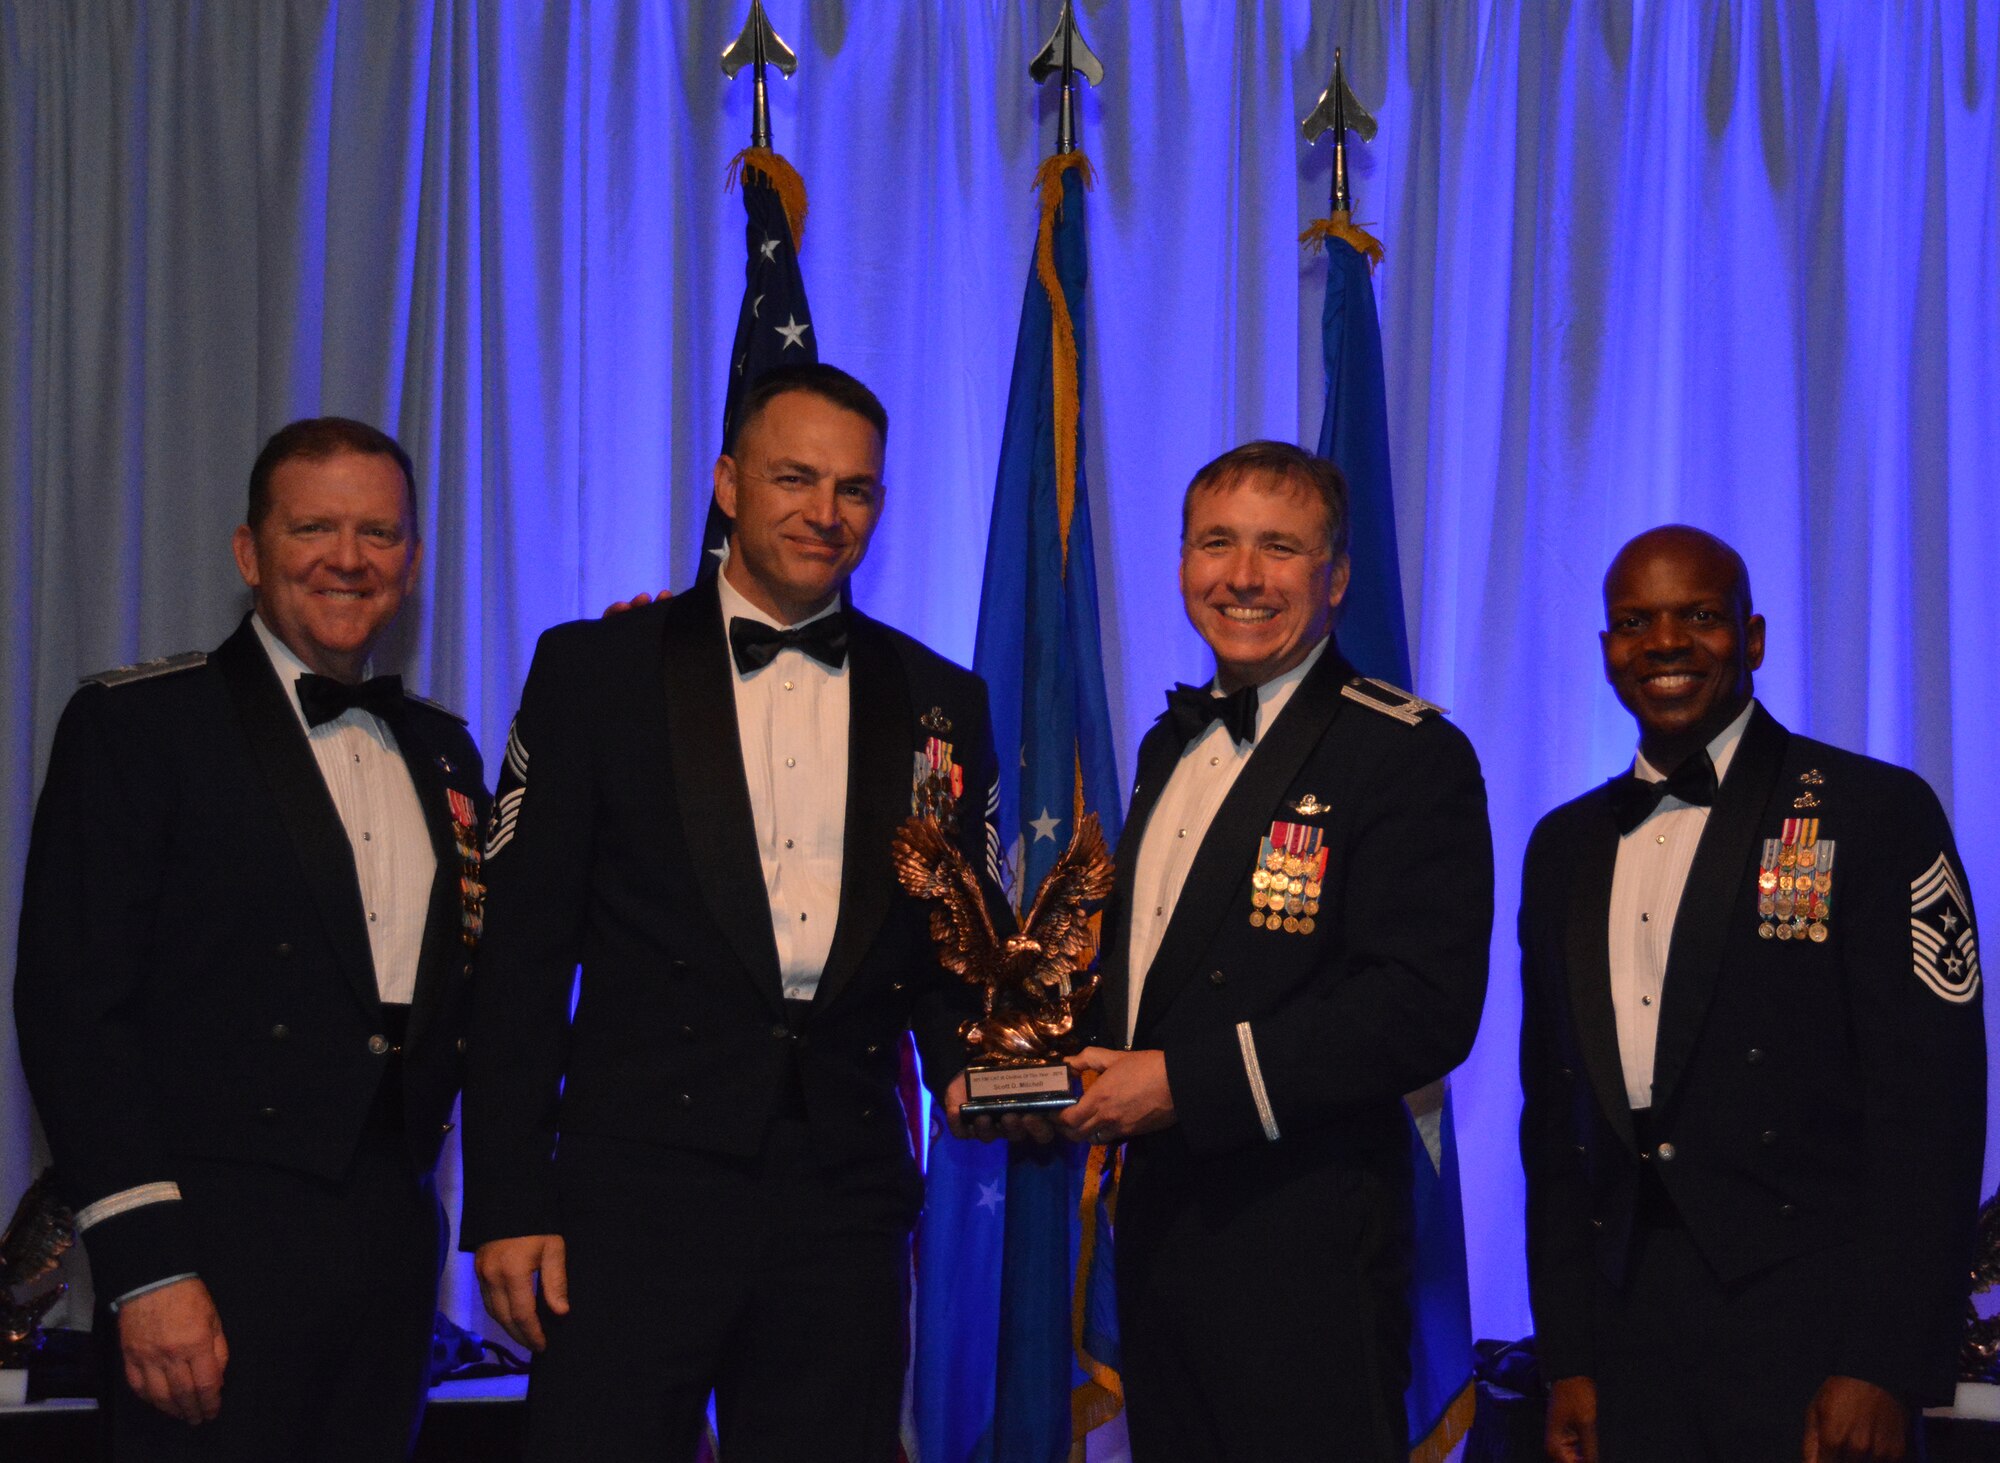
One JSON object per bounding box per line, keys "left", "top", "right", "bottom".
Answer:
{"left": 891, "top": 809, "right": 1114, "bottom": 1115}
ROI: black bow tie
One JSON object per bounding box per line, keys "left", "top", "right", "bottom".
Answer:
{"left": 1164, "top": 682, "right": 1259, "bottom": 751}
{"left": 296, "top": 673, "right": 405, "bottom": 729}
{"left": 729, "top": 613, "right": 849, "bottom": 675}
{"left": 1609, "top": 750, "right": 1719, "bottom": 835}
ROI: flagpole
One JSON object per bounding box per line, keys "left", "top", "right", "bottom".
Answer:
{"left": 1029, "top": 0, "right": 1104, "bottom": 157}
{"left": 719, "top": 0, "right": 797, "bottom": 150}
{"left": 700, "top": 2, "right": 816, "bottom": 582}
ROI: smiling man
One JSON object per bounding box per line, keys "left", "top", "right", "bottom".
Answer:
{"left": 1056, "top": 441, "right": 1492, "bottom": 1462}
{"left": 461, "top": 363, "right": 1001, "bottom": 1463}
{"left": 15, "top": 418, "right": 488, "bottom": 1460}
{"left": 1519, "top": 525, "right": 1986, "bottom": 1463}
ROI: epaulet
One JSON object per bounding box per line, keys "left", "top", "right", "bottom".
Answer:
{"left": 403, "top": 691, "right": 468, "bottom": 724}
{"left": 1340, "top": 675, "right": 1446, "bottom": 726}
{"left": 80, "top": 651, "right": 207, "bottom": 688}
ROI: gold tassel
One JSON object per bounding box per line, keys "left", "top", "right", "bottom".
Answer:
{"left": 1300, "top": 209, "right": 1385, "bottom": 271}
{"left": 725, "top": 146, "right": 809, "bottom": 251}
{"left": 1032, "top": 152, "right": 1096, "bottom": 570}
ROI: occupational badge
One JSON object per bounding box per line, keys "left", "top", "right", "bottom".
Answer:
{"left": 1911, "top": 852, "right": 1980, "bottom": 1004}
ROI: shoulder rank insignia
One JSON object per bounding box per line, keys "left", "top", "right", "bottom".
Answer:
{"left": 404, "top": 691, "right": 469, "bottom": 724}
{"left": 81, "top": 651, "right": 207, "bottom": 688}
{"left": 1340, "top": 676, "right": 1446, "bottom": 726}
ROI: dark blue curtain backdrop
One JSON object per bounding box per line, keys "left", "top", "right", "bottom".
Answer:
{"left": 4, "top": 2, "right": 1996, "bottom": 1354}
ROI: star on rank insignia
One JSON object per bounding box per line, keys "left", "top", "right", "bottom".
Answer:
{"left": 1910, "top": 853, "right": 1980, "bottom": 1003}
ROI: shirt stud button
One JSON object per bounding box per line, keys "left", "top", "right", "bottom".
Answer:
{"left": 1656, "top": 1142, "right": 1676, "bottom": 1162}
{"left": 786, "top": 757, "right": 796, "bottom": 768}
{"left": 368, "top": 1034, "right": 389, "bottom": 1055}
{"left": 784, "top": 838, "right": 794, "bottom": 849}
{"left": 1656, "top": 834, "right": 1666, "bottom": 844}
{"left": 1641, "top": 995, "right": 1653, "bottom": 1006}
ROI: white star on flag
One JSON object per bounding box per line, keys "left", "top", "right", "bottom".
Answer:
{"left": 774, "top": 315, "right": 811, "bottom": 350}
{"left": 975, "top": 1180, "right": 1003, "bottom": 1213}
{"left": 1029, "top": 808, "right": 1062, "bottom": 842}
{"left": 751, "top": 293, "right": 764, "bottom": 318}
{"left": 759, "top": 234, "right": 781, "bottom": 261}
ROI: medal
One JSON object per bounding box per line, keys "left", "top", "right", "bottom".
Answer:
{"left": 1299, "top": 917, "right": 1316, "bottom": 934}
{"left": 1252, "top": 891, "right": 1269, "bottom": 909}
{"left": 1252, "top": 870, "right": 1272, "bottom": 891}
{"left": 1283, "top": 916, "right": 1300, "bottom": 933}
{"left": 1250, "top": 910, "right": 1266, "bottom": 928}
{"left": 1808, "top": 920, "right": 1828, "bottom": 943}
{"left": 1777, "top": 923, "right": 1794, "bottom": 940}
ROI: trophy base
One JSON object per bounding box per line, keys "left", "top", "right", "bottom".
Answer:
{"left": 959, "top": 1058, "right": 1080, "bottom": 1116}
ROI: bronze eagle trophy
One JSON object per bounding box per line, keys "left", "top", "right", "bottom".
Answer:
{"left": 891, "top": 809, "right": 1114, "bottom": 1114}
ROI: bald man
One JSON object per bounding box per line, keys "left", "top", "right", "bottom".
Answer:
{"left": 1517, "top": 526, "right": 1985, "bottom": 1463}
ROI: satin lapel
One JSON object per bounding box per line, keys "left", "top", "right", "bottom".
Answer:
{"left": 391, "top": 710, "right": 466, "bottom": 1046}
{"left": 1563, "top": 789, "right": 1634, "bottom": 1148}
{"left": 662, "top": 580, "right": 786, "bottom": 1010}
{"left": 1098, "top": 718, "right": 1180, "bottom": 1045}
{"left": 812, "top": 616, "right": 912, "bottom": 1010}
{"left": 213, "top": 619, "right": 380, "bottom": 1018}
{"left": 1649, "top": 705, "right": 1789, "bottom": 1112}
{"left": 1132, "top": 649, "right": 1348, "bottom": 1038}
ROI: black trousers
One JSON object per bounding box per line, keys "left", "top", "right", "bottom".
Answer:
{"left": 1113, "top": 1150, "right": 1412, "bottom": 1463}
{"left": 98, "top": 1131, "right": 445, "bottom": 1462}
{"left": 525, "top": 1121, "right": 920, "bottom": 1463}
{"left": 1592, "top": 1227, "right": 1922, "bottom": 1463}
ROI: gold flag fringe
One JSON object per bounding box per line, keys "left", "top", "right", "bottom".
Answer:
{"left": 1408, "top": 1381, "right": 1476, "bottom": 1463}
{"left": 1300, "top": 209, "right": 1385, "bottom": 271}
{"left": 1069, "top": 1110, "right": 1124, "bottom": 1462}
{"left": 725, "top": 146, "right": 809, "bottom": 251}
{"left": 1032, "top": 151, "right": 1096, "bottom": 570}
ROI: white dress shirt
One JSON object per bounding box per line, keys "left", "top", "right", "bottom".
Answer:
{"left": 717, "top": 564, "right": 849, "bottom": 1000}
{"left": 1608, "top": 698, "right": 1756, "bottom": 1109}
{"left": 1124, "top": 639, "right": 1329, "bottom": 1045}
{"left": 253, "top": 615, "right": 435, "bottom": 1005}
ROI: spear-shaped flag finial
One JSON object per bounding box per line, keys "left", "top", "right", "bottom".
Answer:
{"left": 1029, "top": 0, "right": 1105, "bottom": 155}
{"left": 1301, "top": 47, "right": 1377, "bottom": 215}
{"left": 720, "top": 0, "right": 799, "bottom": 151}
{"left": 1299, "top": 46, "right": 1383, "bottom": 268}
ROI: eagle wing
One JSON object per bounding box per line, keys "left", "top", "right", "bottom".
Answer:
{"left": 1019, "top": 811, "right": 1116, "bottom": 980}
{"left": 890, "top": 814, "right": 1000, "bottom": 981}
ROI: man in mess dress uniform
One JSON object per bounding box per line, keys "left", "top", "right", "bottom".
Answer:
{"left": 1520, "top": 525, "right": 1985, "bottom": 1463}
{"left": 15, "top": 417, "right": 488, "bottom": 1459}
{"left": 1059, "top": 440, "right": 1494, "bottom": 1462}
{"left": 462, "top": 363, "right": 1002, "bottom": 1463}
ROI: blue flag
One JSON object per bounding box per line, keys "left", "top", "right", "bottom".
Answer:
{"left": 912, "top": 153, "right": 1123, "bottom": 1463}
{"left": 697, "top": 150, "right": 818, "bottom": 581}
{"left": 1315, "top": 230, "right": 1476, "bottom": 1462}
